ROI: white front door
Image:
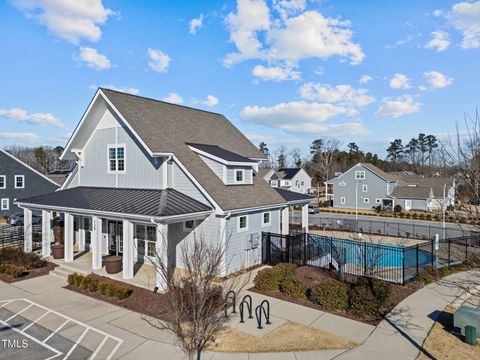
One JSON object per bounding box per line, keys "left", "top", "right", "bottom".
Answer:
{"left": 405, "top": 200, "right": 412, "bottom": 211}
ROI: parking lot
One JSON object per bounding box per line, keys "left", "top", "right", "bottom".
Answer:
{"left": 0, "top": 298, "right": 123, "bottom": 359}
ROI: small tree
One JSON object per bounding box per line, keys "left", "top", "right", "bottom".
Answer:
{"left": 145, "top": 233, "right": 248, "bottom": 360}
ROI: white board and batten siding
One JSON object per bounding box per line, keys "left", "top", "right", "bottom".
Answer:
{"left": 225, "top": 209, "right": 280, "bottom": 273}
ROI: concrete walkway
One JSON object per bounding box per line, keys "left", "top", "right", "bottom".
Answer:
{"left": 0, "top": 270, "right": 477, "bottom": 359}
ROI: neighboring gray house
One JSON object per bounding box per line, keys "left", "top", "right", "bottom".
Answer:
{"left": 17, "top": 88, "right": 311, "bottom": 288}
{"left": 0, "top": 149, "right": 59, "bottom": 218}
{"left": 325, "top": 163, "right": 399, "bottom": 210}
{"left": 261, "top": 167, "right": 312, "bottom": 194}
{"left": 326, "top": 163, "right": 455, "bottom": 212}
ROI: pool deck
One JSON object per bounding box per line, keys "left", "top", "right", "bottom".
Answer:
{"left": 310, "top": 229, "right": 429, "bottom": 246}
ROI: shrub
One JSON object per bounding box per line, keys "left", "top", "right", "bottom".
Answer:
{"left": 280, "top": 277, "right": 307, "bottom": 298}
{"left": 272, "top": 263, "right": 296, "bottom": 283}
{"left": 67, "top": 273, "right": 84, "bottom": 287}
{"left": 416, "top": 266, "right": 439, "bottom": 284}
{"left": 254, "top": 268, "right": 279, "bottom": 291}
{"left": 394, "top": 205, "right": 402, "bottom": 212}
{"left": 98, "top": 282, "right": 109, "bottom": 295}
{"left": 370, "top": 278, "right": 392, "bottom": 307}
{"left": 349, "top": 285, "right": 377, "bottom": 316}
{"left": 0, "top": 263, "right": 24, "bottom": 278}
{"left": 80, "top": 276, "right": 94, "bottom": 290}
{"left": 309, "top": 279, "right": 349, "bottom": 311}
{"left": 0, "top": 247, "right": 47, "bottom": 269}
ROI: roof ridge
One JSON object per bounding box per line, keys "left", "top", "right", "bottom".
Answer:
{"left": 100, "top": 87, "right": 224, "bottom": 117}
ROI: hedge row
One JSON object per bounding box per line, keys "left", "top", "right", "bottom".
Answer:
{"left": 0, "top": 247, "right": 47, "bottom": 269}
{"left": 68, "top": 273, "right": 131, "bottom": 300}
{"left": 0, "top": 263, "right": 24, "bottom": 278}
{"left": 254, "top": 264, "right": 392, "bottom": 317}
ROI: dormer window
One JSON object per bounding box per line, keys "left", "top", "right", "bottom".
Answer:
{"left": 108, "top": 145, "right": 126, "bottom": 174}
{"left": 235, "top": 169, "right": 245, "bottom": 184}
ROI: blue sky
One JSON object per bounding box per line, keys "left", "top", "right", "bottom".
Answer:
{"left": 0, "top": 0, "right": 479, "bottom": 158}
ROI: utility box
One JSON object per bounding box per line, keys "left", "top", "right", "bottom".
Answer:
{"left": 454, "top": 306, "right": 480, "bottom": 338}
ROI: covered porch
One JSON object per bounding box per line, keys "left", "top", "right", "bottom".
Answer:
{"left": 16, "top": 187, "right": 213, "bottom": 290}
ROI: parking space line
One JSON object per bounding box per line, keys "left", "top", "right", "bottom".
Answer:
{"left": 0, "top": 299, "right": 12, "bottom": 308}
{"left": 4, "top": 303, "right": 34, "bottom": 322}
{"left": 88, "top": 336, "right": 108, "bottom": 360}
{"left": 43, "top": 319, "right": 70, "bottom": 344}
{"left": 0, "top": 318, "right": 62, "bottom": 358}
{"left": 22, "top": 309, "right": 51, "bottom": 332}
{"left": 64, "top": 328, "right": 89, "bottom": 360}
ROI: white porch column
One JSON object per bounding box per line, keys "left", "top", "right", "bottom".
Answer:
{"left": 23, "top": 208, "right": 33, "bottom": 253}
{"left": 41, "top": 210, "right": 53, "bottom": 257}
{"left": 155, "top": 223, "right": 168, "bottom": 290}
{"left": 91, "top": 216, "right": 103, "bottom": 270}
{"left": 122, "top": 220, "right": 134, "bottom": 279}
{"left": 78, "top": 216, "right": 85, "bottom": 251}
{"left": 64, "top": 213, "right": 74, "bottom": 262}
{"left": 301, "top": 204, "right": 309, "bottom": 234}
{"left": 281, "top": 207, "right": 290, "bottom": 235}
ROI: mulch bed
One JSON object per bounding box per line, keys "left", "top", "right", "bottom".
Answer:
{"left": 250, "top": 266, "right": 419, "bottom": 325}
{"left": 65, "top": 273, "right": 172, "bottom": 321}
{"left": 0, "top": 262, "right": 57, "bottom": 283}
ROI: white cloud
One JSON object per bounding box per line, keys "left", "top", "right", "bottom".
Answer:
{"left": 252, "top": 64, "right": 301, "bottom": 81}
{"left": 98, "top": 85, "right": 139, "bottom": 95}
{"left": 299, "top": 83, "right": 375, "bottom": 107}
{"left": 75, "top": 47, "right": 111, "bottom": 70}
{"left": 224, "top": 1, "right": 364, "bottom": 67}
{"left": 273, "top": 0, "right": 306, "bottom": 20}
{"left": 423, "top": 71, "right": 454, "bottom": 88}
{"left": 433, "top": 10, "right": 443, "bottom": 17}
{"left": 241, "top": 101, "right": 367, "bottom": 135}
{"left": 359, "top": 75, "right": 372, "bottom": 84}
{"left": 162, "top": 93, "right": 183, "bottom": 104}
{"left": 12, "top": 0, "right": 113, "bottom": 44}
{"left": 0, "top": 132, "right": 39, "bottom": 144}
{"left": 389, "top": 73, "right": 412, "bottom": 89}
{"left": 425, "top": 31, "right": 450, "bottom": 52}
{"left": 147, "top": 48, "right": 171, "bottom": 73}
{"left": 375, "top": 95, "right": 422, "bottom": 118}
{"left": 0, "top": 107, "right": 64, "bottom": 128}
{"left": 189, "top": 13, "right": 204, "bottom": 34}
{"left": 447, "top": 1, "right": 480, "bottom": 49}
{"left": 197, "top": 95, "right": 219, "bottom": 107}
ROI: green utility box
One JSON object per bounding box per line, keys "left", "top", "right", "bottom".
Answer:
{"left": 453, "top": 306, "right": 480, "bottom": 340}
{"left": 465, "top": 325, "right": 477, "bottom": 345}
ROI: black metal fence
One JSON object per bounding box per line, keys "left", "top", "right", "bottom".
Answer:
{"left": 0, "top": 224, "right": 42, "bottom": 250}
{"left": 291, "top": 215, "right": 478, "bottom": 241}
{"left": 262, "top": 232, "right": 480, "bottom": 284}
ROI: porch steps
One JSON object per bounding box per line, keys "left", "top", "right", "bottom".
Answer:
{"left": 50, "top": 262, "right": 91, "bottom": 280}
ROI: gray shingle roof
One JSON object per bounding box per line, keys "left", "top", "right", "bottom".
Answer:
{"left": 391, "top": 186, "right": 433, "bottom": 199}
{"left": 188, "top": 143, "right": 257, "bottom": 163}
{"left": 17, "top": 187, "right": 212, "bottom": 217}
{"left": 274, "top": 188, "right": 313, "bottom": 203}
{"left": 101, "top": 89, "right": 286, "bottom": 211}
{"left": 278, "top": 168, "right": 302, "bottom": 180}
{"left": 362, "top": 163, "right": 399, "bottom": 182}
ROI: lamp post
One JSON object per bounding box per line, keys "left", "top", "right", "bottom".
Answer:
{"left": 355, "top": 180, "right": 361, "bottom": 232}
{"left": 442, "top": 183, "right": 447, "bottom": 240}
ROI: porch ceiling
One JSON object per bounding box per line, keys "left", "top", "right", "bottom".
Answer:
{"left": 16, "top": 186, "right": 212, "bottom": 219}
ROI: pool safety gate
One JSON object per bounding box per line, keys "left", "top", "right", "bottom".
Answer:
{"left": 262, "top": 232, "right": 477, "bottom": 284}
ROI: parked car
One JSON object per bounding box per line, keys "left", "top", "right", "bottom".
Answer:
{"left": 9, "top": 214, "right": 42, "bottom": 226}
{"left": 308, "top": 204, "right": 320, "bottom": 214}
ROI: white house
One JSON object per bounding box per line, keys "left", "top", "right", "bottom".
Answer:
{"left": 261, "top": 168, "right": 312, "bottom": 194}
{"left": 17, "top": 88, "right": 311, "bottom": 289}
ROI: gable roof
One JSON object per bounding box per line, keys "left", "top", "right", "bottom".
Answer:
{"left": 188, "top": 143, "right": 257, "bottom": 163}
{"left": 274, "top": 188, "right": 313, "bottom": 203}
{"left": 64, "top": 88, "right": 286, "bottom": 211}
{"left": 361, "top": 163, "right": 399, "bottom": 183}
{"left": 391, "top": 186, "right": 433, "bottom": 199}
{"left": 277, "top": 168, "right": 302, "bottom": 180}
{"left": 17, "top": 187, "right": 212, "bottom": 218}
{"left": 0, "top": 149, "right": 60, "bottom": 187}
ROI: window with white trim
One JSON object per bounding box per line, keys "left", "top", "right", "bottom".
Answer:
{"left": 355, "top": 171, "right": 365, "bottom": 179}
{"left": 262, "top": 212, "right": 271, "bottom": 226}
{"left": 235, "top": 169, "right": 245, "bottom": 183}
{"left": 364, "top": 198, "right": 370, "bottom": 203}
{"left": 270, "top": 180, "right": 278, "bottom": 187}
{"left": 108, "top": 145, "right": 126, "bottom": 173}
{"left": 0, "top": 175, "right": 5, "bottom": 189}
{"left": 340, "top": 197, "right": 346, "bottom": 204}
{"left": 238, "top": 215, "right": 248, "bottom": 231}
{"left": 1, "top": 198, "right": 9, "bottom": 210}
{"left": 363, "top": 184, "right": 368, "bottom": 192}
{"left": 14, "top": 175, "right": 24, "bottom": 189}
{"left": 376, "top": 198, "right": 382, "bottom": 204}
{"left": 183, "top": 220, "right": 195, "bottom": 232}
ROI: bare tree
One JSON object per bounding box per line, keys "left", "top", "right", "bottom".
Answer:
{"left": 309, "top": 138, "right": 340, "bottom": 183}
{"left": 290, "top": 147, "right": 302, "bottom": 168}
{"left": 145, "top": 233, "right": 248, "bottom": 360}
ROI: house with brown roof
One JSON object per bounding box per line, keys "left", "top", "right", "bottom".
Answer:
{"left": 16, "top": 88, "right": 311, "bottom": 289}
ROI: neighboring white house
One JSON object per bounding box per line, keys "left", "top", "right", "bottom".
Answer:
{"left": 261, "top": 168, "right": 312, "bottom": 194}
{"left": 17, "top": 88, "right": 311, "bottom": 289}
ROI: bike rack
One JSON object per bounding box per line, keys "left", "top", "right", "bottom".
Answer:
{"left": 239, "top": 295, "right": 253, "bottom": 323}
{"left": 260, "top": 299, "right": 271, "bottom": 325}
{"left": 255, "top": 300, "right": 271, "bottom": 329}
{"left": 224, "top": 290, "right": 237, "bottom": 317}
